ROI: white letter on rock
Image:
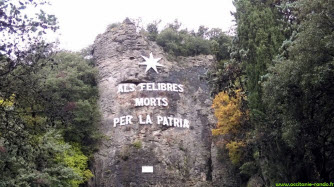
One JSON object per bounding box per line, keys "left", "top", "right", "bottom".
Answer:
{"left": 183, "top": 119, "right": 190, "bottom": 129}
{"left": 139, "top": 115, "right": 145, "bottom": 124}
{"left": 146, "top": 115, "right": 152, "bottom": 124}
{"left": 117, "top": 84, "right": 124, "bottom": 93}
{"left": 114, "top": 118, "right": 120, "bottom": 127}
{"left": 134, "top": 98, "right": 144, "bottom": 106}
{"left": 157, "top": 116, "right": 163, "bottom": 124}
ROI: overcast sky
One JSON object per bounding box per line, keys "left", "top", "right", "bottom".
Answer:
{"left": 45, "top": 0, "right": 236, "bottom": 51}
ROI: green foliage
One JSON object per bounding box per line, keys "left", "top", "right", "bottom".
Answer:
{"left": 40, "top": 52, "right": 100, "bottom": 155}
{"left": 212, "top": 0, "right": 334, "bottom": 185}
{"left": 156, "top": 28, "right": 184, "bottom": 56}
{"left": 146, "top": 20, "right": 160, "bottom": 41}
{"left": 132, "top": 140, "right": 142, "bottom": 149}
{"left": 155, "top": 26, "right": 212, "bottom": 57}
{"left": 0, "top": 51, "right": 99, "bottom": 185}
{"left": 258, "top": 0, "right": 334, "bottom": 182}
{"left": 146, "top": 21, "right": 231, "bottom": 59}
{"left": 0, "top": 130, "right": 82, "bottom": 186}
{"left": 120, "top": 146, "right": 130, "bottom": 161}
{"left": 205, "top": 31, "right": 235, "bottom": 96}
{"left": 210, "top": 34, "right": 232, "bottom": 61}
{"left": 207, "top": 59, "right": 243, "bottom": 96}
{"left": 239, "top": 161, "right": 258, "bottom": 177}
{"left": 233, "top": 0, "right": 285, "bottom": 112}
{"left": 210, "top": 0, "right": 334, "bottom": 185}
{"left": 59, "top": 143, "right": 94, "bottom": 186}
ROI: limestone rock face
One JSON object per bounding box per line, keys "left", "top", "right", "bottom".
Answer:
{"left": 90, "top": 19, "right": 238, "bottom": 187}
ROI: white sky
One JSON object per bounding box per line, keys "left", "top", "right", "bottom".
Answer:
{"left": 45, "top": 0, "right": 236, "bottom": 51}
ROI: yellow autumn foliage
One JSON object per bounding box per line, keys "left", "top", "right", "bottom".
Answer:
{"left": 212, "top": 90, "right": 242, "bottom": 136}
{"left": 0, "top": 94, "right": 15, "bottom": 109}
{"left": 226, "top": 141, "right": 245, "bottom": 165}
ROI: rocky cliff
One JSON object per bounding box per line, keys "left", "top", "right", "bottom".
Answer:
{"left": 90, "top": 19, "right": 239, "bottom": 187}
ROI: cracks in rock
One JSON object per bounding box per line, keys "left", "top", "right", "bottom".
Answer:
{"left": 207, "top": 156, "right": 213, "bottom": 181}
{"left": 119, "top": 80, "right": 144, "bottom": 85}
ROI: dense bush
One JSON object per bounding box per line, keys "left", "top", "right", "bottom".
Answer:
{"left": 146, "top": 21, "right": 231, "bottom": 59}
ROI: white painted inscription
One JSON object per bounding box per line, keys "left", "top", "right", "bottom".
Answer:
{"left": 138, "top": 83, "right": 183, "bottom": 92}
{"left": 117, "top": 83, "right": 136, "bottom": 93}
{"left": 134, "top": 97, "right": 168, "bottom": 107}
{"left": 139, "top": 115, "right": 153, "bottom": 125}
{"left": 114, "top": 80, "right": 190, "bottom": 129}
{"left": 113, "top": 115, "right": 189, "bottom": 128}
{"left": 113, "top": 115, "right": 133, "bottom": 127}
{"left": 157, "top": 116, "right": 190, "bottom": 128}
{"left": 117, "top": 83, "right": 184, "bottom": 93}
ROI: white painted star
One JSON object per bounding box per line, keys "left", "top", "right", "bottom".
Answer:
{"left": 139, "top": 52, "right": 164, "bottom": 73}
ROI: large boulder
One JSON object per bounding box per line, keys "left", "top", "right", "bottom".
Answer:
{"left": 90, "top": 18, "right": 239, "bottom": 187}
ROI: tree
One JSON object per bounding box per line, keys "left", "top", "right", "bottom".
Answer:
{"left": 212, "top": 90, "right": 243, "bottom": 136}
{"left": 233, "top": 0, "right": 285, "bottom": 112}
{"left": 212, "top": 90, "right": 248, "bottom": 166}
{"left": 0, "top": 130, "right": 83, "bottom": 186}
{"left": 36, "top": 51, "right": 100, "bottom": 155}
{"left": 260, "top": 0, "right": 334, "bottom": 182}
{"left": 0, "top": 0, "right": 58, "bottom": 76}
{"left": 151, "top": 22, "right": 233, "bottom": 58}
{"left": 155, "top": 27, "right": 212, "bottom": 57}
{"left": 146, "top": 20, "right": 161, "bottom": 41}
{"left": 156, "top": 27, "right": 184, "bottom": 56}
{"left": 210, "top": 33, "right": 232, "bottom": 61}
{"left": 209, "top": 0, "right": 299, "bottom": 185}
{"left": 0, "top": 51, "right": 99, "bottom": 186}
{"left": 196, "top": 25, "right": 209, "bottom": 38}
